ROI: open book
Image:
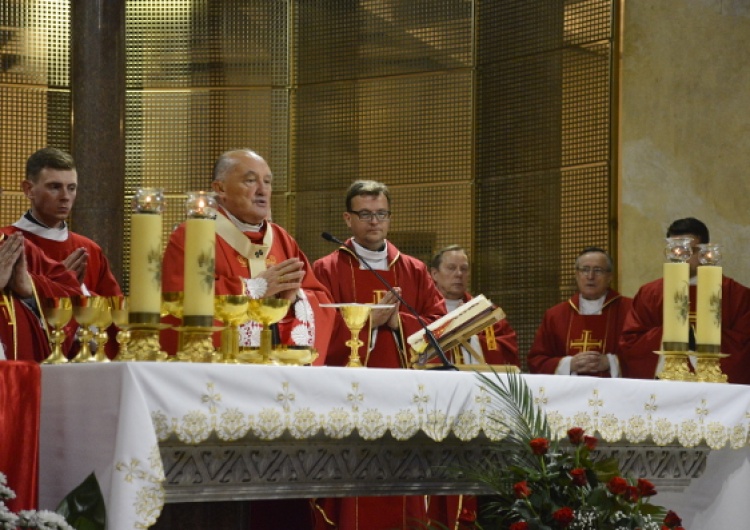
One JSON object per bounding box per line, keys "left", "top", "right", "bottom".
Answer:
{"left": 407, "top": 294, "right": 508, "bottom": 368}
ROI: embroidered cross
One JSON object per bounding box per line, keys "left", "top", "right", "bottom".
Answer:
{"left": 570, "top": 330, "right": 603, "bottom": 352}
{"left": 255, "top": 249, "right": 264, "bottom": 258}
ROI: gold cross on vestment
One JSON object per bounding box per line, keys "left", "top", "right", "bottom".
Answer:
{"left": 570, "top": 330, "right": 603, "bottom": 352}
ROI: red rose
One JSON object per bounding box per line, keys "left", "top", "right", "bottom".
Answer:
{"left": 509, "top": 522, "right": 529, "bottom": 530}
{"left": 624, "top": 485, "right": 640, "bottom": 503}
{"left": 567, "top": 427, "right": 584, "bottom": 445}
{"left": 583, "top": 435, "right": 598, "bottom": 450}
{"left": 663, "top": 510, "right": 682, "bottom": 527}
{"left": 637, "top": 478, "right": 657, "bottom": 497}
{"left": 552, "top": 506, "right": 575, "bottom": 527}
{"left": 570, "top": 467, "right": 588, "bottom": 486}
{"left": 607, "top": 476, "right": 628, "bottom": 495}
{"left": 529, "top": 437, "right": 550, "bottom": 455}
{"left": 458, "top": 507, "right": 476, "bottom": 523}
{"left": 513, "top": 480, "right": 531, "bottom": 498}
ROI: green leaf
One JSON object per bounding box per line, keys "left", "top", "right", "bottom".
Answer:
{"left": 56, "top": 472, "right": 107, "bottom": 530}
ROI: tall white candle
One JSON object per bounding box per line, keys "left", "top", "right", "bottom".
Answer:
{"left": 129, "top": 189, "right": 164, "bottom": 324}
{"left": 696, "top": 265, "right": 722, "bottom": 346}
{"left": 662, "top": 262, "right": 690, "bottom": 349}
{"left": 182, "top": 192, "right": 217, "bottom": 327}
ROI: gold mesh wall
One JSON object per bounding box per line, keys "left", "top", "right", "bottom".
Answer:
{"left": 294, "top": 0, "right": 474, "bottom": 264}
{"left": 477, "top": 0, "right": 616, "bottom": 365}
{"left": 0, "top": 0, "right": 70, "bottom": 226}
{"left": 122, "top": 0, "right": 290, "bottom": 292}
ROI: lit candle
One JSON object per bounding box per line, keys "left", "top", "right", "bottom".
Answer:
{"left": 696, "top": 265, "right": 722, "bottom": 347}
{"left": 129, "top": 189, "right": 164, "bottom": 324}
{"left": 182, "top": 192, "right": 217, "bottom": 327}
{"left": 662, "top": 262, "right": 690, "bottom": 350}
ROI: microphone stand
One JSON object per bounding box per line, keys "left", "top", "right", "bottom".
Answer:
{"left": 322, "top": 232, "right": 457, "bottom": 371}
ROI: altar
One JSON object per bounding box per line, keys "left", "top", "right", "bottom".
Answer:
{"left": 39, "top": 364, "right": 750, "bottom": 529}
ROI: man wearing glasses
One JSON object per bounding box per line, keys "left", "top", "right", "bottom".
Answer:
{"left": 528, "top": 247, "right": 632, "bottom": 377}
{"left": 312, "top": 180, "right": 445, "bottom": 530}
{"left": 619, "top": 217, "right": 750, "bottom": 383}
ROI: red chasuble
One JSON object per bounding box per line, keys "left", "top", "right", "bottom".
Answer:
{"left": 0, "top": 230, "right": 82, "bottom": 362}
{"left": 312, "top": 240, "right": 446, "bottom": 530}
{"left": 620, "top": 276, "right": 750, "bottom": 384}
{"left": 313, "top": 240, "right": 446, "bottom": 368}
{"left": 8, "top": 223, "right": 123, "bottom": 358}
{"left": 528, "top": 291, "right": 632, "bottom": 377}
{"left": 161, "top": 216, "right": 335, "bottom": 361}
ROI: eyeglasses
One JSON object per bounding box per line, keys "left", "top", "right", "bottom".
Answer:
{"left": 348, "top": 210, "right": 391, "bottom": 222}
{"left": 575, "top": 266, "right": 611, "bottom": 277}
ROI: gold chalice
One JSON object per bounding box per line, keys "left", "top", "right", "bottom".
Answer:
{"left": 320, "top": 303, "right": 393, "bottom": 367}
{"left": 340, "top": 304, "right": 372, "bottom": 368}
{"left": 109, "top": 295, "right": 133, "bottom": 361}
{"left": 41, "top": 297, "right": 73, "bottom": 364}
{"left": 215, "top": 294, "right": 250, "bottom": 363}
{"left": 71, "top": 296, "right": 108, "bottom": 363}
{"left": 247, "top": 297, "right": 291, "bottom": 364}
{"left": 91, "top": 297, "right": 113, "bottom": 363}
{"left": 162, "top": 291, "right": 184, "bottom": 319}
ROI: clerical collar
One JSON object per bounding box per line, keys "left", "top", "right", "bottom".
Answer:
{"left": 445, "top": 298, "right": 463, "bottom": 312}
{"left": 221, "top": 207, "right": 265, "bottom": 233}
{"left": 579, "top": 293, "right": 606, "bottom": 315}
{"left": 11, "top": 210, "right": 69, "bottom": 242}
{"left": 351, "top": 239, "right": 389, "bottom": 271}
{"left": 25, "top": 210, "right": 66, "bottom": 231}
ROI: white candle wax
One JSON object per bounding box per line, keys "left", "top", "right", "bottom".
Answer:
{"left": 662, "top": 262, "right": 690, "bottom": 348}
{"left": 129, "top": 212, "right": 163, "bottom": 319}
{"left": 696, "top": 265, "right": 722, "bottom": 346}
{"left": 183, "top": 217, "right": 216, "bottom": 317}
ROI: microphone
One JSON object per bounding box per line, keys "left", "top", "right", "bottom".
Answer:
{"left": 321, "top": 232, "right": 457, "bottom": 371}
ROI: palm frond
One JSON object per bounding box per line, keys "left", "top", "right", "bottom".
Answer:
{"left": 477, "top": 370, "right": 550, "bottom": 446}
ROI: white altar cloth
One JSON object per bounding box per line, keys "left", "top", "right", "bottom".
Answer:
{"left": 39, "top": 363, "right": 750, "bottom": 529}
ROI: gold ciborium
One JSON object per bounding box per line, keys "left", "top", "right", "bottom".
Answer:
{"left": 71, "top": 296, "right": 108, "bottom": 363}
{"left": 41, "top": 297, "right": 73, "bottom": 364}
{"left": 91, "top": 297, "right": 113, "bottom": 362}
{"left": 247, "top": 297, "right": 291, "bottom": 364}
{"left": 215, "top": 294, "right": 250, "bottom": 363}
{"left": 110, "top": 296, "right": 133, "bottom": 361}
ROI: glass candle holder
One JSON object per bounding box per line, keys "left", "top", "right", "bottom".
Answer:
{"left": 664, "top": 237, "right": 694, "bottom": 263}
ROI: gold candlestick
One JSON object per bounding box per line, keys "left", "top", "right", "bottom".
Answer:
{"left": 247, "top": 298, "right": 291, "bottom": 364}
{"left": 41, "top": 297, "right": 72, "bottom": 365}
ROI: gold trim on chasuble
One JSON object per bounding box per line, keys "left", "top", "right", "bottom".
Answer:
{"left": 214, "top": 214, "right": 274, "bottom": 276}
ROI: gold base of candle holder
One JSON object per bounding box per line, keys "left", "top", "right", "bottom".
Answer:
{"left": 693, "top": 349, "right": 729, "bottom": 383}
{"left": 175, "top": 326, "right": 222, "bottom": 363}
{"left": 654, "top": 350, "right": 694, "bottom": 382}
{"left": 129, "top": 324, "right": 169, "bottom": 362}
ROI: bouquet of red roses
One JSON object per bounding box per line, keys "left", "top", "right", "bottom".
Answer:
{"left": 473, "top": 373, "right": 685, "bottom": 530}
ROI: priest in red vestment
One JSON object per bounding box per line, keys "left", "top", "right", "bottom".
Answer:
{"left": 429, "top": 245, "right": 519, "bottom": 366}
{"left": 312, "top": 180, "right": 446, "bottom": 530}
{"left": 0, "top": 229, "right": 82, "bottom": 362}
{"left": 4, "top": 148, "right": 122, "bottom": 357}
{"left": 619, "top": 218, "right": 750, "bottom": 383}
{"left": 161, "top": 148, "right": 335, "bottom": 360}
{"left": 528, "top": 247, "right": 632, "bottom": 377}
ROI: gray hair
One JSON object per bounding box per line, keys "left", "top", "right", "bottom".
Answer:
{"left": 212, "top": 149, "right": 264, "bottom": 182}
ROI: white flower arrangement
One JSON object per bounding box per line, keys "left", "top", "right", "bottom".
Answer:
{"left": 0, "top": 473, "right": 74, "bottom": 530}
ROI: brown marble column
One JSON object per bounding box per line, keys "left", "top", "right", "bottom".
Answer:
{"left": 70, "top": 0, "right": 126, "bottom": 284}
